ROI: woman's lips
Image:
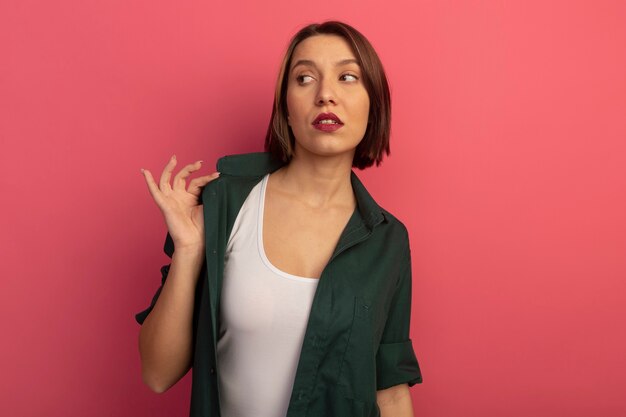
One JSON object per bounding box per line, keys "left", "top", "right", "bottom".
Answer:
{"left": 313, "top": 122, "right": 344, "bottom": 132}
{"left": 312, "top": 112, "right": 344, "bottom": 132}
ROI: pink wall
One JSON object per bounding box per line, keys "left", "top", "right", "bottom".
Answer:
{"left": 1, "top": 1, "right": 625, "bottom": 416}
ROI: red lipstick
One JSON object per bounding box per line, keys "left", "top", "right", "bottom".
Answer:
{"left": 312, "top": 112, "right": 344, "bottom": 132}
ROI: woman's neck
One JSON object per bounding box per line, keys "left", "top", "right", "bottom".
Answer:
{"left": 271, "top": 151, "right": 356, "bottom": 209}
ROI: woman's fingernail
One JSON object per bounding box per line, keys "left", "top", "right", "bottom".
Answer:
{"left": 172, "top": 154, "right": 177, "bottom": 160}
{"left": 140, "top": 168, "right": 145, "bottom": 174}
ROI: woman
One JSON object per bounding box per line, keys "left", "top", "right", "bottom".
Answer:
{"left": 136, "top": 21, "right": 422, "bottom": 417}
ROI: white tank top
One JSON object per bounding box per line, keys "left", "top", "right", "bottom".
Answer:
{"left": 217, "top": 173, "right": 320, "bottom": 417}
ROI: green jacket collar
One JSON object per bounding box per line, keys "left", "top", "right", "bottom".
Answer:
{"left": 216, "top": 152, "right": 386, "bottom": 229}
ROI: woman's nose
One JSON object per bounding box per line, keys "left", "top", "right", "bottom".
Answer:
{"left": 316, "top": 79, "right": 337, "bottom": 105}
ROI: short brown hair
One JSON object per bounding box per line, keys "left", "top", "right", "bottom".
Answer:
{"left": 265, "top": 21, "right": 391, "bottom": 169}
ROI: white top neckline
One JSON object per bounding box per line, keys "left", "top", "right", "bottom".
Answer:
{"left": 257, "top": 173, "right": 319, "bottom": 283}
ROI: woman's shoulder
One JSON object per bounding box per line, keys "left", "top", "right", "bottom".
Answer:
{"left": 381, "top": 207, "right": 410, "bottom": 236}
{"left": 200, "top": 152, "right": 284, "bottom": 198}
{"left": 215, "top": 152, "right": 285, "bottom": 177}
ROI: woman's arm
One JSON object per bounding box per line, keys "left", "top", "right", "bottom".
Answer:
{"left": 377, "top": 383, "right": 413, "bottom": 417}
{"left": 138, "top": 248, "right": 203, "bottom": 393}
{"left": 138, "top": 156, "right": 218, "bottom": 392}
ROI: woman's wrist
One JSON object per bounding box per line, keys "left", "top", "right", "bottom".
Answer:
{"left": 169, "top": 245, "right": 205, "bottom": 286}
{"left": 172, "top": 244, "right": 205, "bottom": 260}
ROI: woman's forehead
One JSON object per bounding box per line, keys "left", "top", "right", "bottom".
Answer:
{"left": 290, "top": 35, "right": 357, "bottom": 68}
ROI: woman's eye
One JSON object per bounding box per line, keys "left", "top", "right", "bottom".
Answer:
{"left": 341, "top": 74, "right": 358, "bottom": 82}
{"left": 297, "top": 75, "right": 314, "bottom": 84}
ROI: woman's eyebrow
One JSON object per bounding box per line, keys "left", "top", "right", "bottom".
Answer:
{"left": 290, "top": 58, "right": 359, "bottom": 72}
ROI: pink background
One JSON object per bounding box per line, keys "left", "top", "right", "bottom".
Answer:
{"left": 1, "top": 0, "right": 625, "bottom": 416}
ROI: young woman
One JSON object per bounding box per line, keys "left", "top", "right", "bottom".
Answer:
{"left": 136, "top": 21, "right": 422, "bottom": 417}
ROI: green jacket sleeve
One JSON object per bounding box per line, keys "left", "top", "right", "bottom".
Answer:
{"left": 375, "top": 244, "right": 423, "bottom": 390}
{"left": 135, "top": 233, "right": 175, "bottom": 325}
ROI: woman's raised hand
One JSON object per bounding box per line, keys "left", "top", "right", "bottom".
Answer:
{"left": 141, "top": 155, "right": 219, "bottom": 253}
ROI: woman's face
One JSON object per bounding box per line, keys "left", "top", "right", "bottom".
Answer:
{"left": 286, "top": 34, "right": 370, "bottom": 162}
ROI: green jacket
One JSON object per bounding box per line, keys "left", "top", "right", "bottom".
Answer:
{"left": 136, "top": 152, "right": 422, "bottom": 417}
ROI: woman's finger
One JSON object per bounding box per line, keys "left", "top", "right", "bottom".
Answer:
{"left": 188, "top": 172, "right": 220, "bottom": 197}
{"left": 141, "top": 168, "right": 164, "bottom": 205}
{"left": 173, "top": 160, "right": 203, "bottom": 191}
{"left": 159, "top": 155, "right": 177, "bottom": 192}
